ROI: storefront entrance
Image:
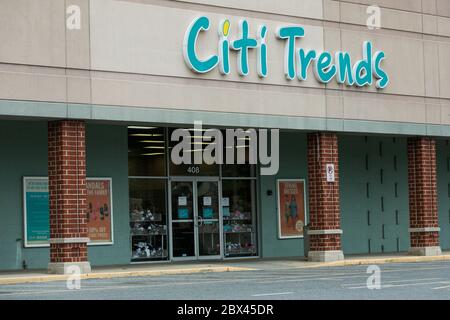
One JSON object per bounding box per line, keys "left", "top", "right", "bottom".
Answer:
{"left": 128, "top": 126, "right": 259, "bottom": 263}
{"left": 170, "top": 178, "right": 222, "bottom": 260}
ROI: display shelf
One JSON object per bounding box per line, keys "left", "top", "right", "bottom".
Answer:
{"left": 225, "top": 247, "right": 256, "bottom": 256}
{"left": 225, "top": 250, "right": 256, "bottom": 256}
{"left": 129, "top": 212, "right": 163, "bottom": 221}
{"left": 223, "top": 212, "right": 252, "bottom": 218}
{"left": 223, "top": 215, "right": 256, "bottom": 257}
{"left": 131, "top": 258, "right": 168, "bottom": 262}
{"left": 224, "top": 230, "right": 253, "bottom": 234}
{"left": 130, "top": 210, "right": 168, "bottom": 261}
{"left": 131, "top": 232, "right": 167, "bottom": 236}
{"left": 130, "top": 215, "right": 167, "bottom": 237}
{"left": 131, "top": 249, "right": 168, "bottom": 261}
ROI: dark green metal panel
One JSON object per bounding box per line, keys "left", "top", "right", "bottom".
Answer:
{"left": 85, "top": 124, "right": 131, "bottom": 266}
{"left": 437, "top": 139, "right": 450, "bottom": 250}
{"left": 259, "top": 131, "right": 308, "bottom": 258}
{"left": 340, "top": 135, "right": 409, "bottom": 254}
{"left": 0, "top": 120, "right": 49, "bottom": 270}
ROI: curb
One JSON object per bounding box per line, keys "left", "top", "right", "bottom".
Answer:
{"left": 0, "top": 266, "right": 253, "bottom": 285}
{"left": 303, "top": 254, "right": 450, "bottom": 268}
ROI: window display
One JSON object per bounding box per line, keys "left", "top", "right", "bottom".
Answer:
{"left": 129, "top": 179, "right": 168, "bottom": 261}
{"left": 222, "top": 180, "right": 257, "bottom": 257}
{"left": 128, "top": 127, "right": 166, "bottom": 177}
{"left": 221, "top": 129, "right": 257, "bottom": 178}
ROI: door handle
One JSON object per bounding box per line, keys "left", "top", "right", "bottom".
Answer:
{"left": 193, "top": 216, "right": 203, "bottom": 227}
{"left": 193, "top": 216, "right": 198, "bottom": 227}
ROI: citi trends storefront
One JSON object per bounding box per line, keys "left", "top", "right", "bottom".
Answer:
{"left": 1, "top": 0, "right": 450, "bottom": 273}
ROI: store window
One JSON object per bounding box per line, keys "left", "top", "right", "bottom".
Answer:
{"left": 222, "top": 162, "right": 256, "bottom": 178}
{"left": 128, "top": 127, "right": 169, "bottom": 262}
{"left": 168, "top": 128, "right": 220, "bottom": 176}
{"left": 128, "top": 127, "right": 166, "bottom": 177}
{"left": 222, "top": 129, "right": 257, "bottom": 177}
{"left": 222, "top": 179, "right": 258, "bottom": 257}
{"left": 129, "top": 178, "right": 169, "bottom": 261}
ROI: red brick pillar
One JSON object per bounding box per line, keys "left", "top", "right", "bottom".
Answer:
{"left": 407, "top": 137, "right": 441, "bottom": 256}
{"left": 47, "top": 120, "right": 91, "bottom": 274}
{"left": 307, "top": 132, "right": 344, "bottom": 262}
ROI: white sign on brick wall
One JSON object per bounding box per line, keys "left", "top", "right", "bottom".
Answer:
{"left": 326, "top": 164, "right": 335, "bottom": 182}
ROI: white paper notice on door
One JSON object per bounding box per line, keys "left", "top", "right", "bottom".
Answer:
{"left": 203, "top": 196, "right": 212, "bottom": 206}
{"left": 178, "top": 196, "right": 187, "bottom": 206}
{"left": 221, "top": 197, "right": 229, "bottom": 207}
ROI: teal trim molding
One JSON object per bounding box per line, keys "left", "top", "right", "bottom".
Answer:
{"left": 1, "top": 99, "right": 450, "bottom": 137}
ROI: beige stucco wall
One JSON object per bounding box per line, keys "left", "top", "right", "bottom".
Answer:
{"left": 0, "top": 0, "right": 449, "bottom": 129}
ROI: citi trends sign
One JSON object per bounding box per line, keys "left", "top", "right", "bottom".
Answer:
{"left": 183, "top": 16, "right": 389, "bottom": 89}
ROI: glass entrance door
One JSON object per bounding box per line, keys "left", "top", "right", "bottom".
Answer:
{"left": 170, "top": 179, "right": 222, "bottom": 260}
{"left": 196, "top": 180, "right": 220, "bottom": 257}
{"left": 170, "top": 181, "right": 195, "bottom": 259}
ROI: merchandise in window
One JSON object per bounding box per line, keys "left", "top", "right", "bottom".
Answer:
{"left": 222, "top": 179, "right": 257, "bottom": 257}
{"left": 129, "top": 179, "right": 168, "bottom": 261}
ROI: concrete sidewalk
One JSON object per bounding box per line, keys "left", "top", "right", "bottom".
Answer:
{"left": 0, "top": 252, "right": 449, "bottom": 285}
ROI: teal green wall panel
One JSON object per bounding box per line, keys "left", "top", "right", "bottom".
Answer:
{"left": 380, "top": 138, "right": 409, "bottom": 253}
{"left": 0, "top": 120, "right": 130, "bottom": 270}
{"left": 339, "top": 136, "right": 370, "bottom": 254}
{"left": 85, "top": 124, "right": 130, "bottom": 266}
{"left": 340, "top": 135, "right": 409, "bottom": 254}
{"left": 259, "top": 132, "right": 307, "bottom": 258}
{"left": 0, "top": 121, "right": 49, "bottom": 270}
{"left": 437, "top": 140, "right": 450, "bottom": 250}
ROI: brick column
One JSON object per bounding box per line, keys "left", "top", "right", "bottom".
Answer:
{"left": 407, "top": 137, "right": 442, "bottom": 256}
{"left": 307, "top": 132, "right": 344, "bottom": 262}
{"left": 47, "top": 120, "right": 91, "bottom": 274}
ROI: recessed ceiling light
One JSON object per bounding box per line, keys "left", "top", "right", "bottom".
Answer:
{"left": 137, "top": 140, "right": 164, "bottom": 143}
{"left": 128, "top": 126, "right": 157, "bottom": 130}
{"left": 140, "top": 153, "right": 165, "bottom": 156}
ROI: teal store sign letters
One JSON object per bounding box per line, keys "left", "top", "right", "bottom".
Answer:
{"left": 183, "top": 16, "right": 389, "bottom": 89}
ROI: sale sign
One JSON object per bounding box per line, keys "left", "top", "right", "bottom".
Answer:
{"left": 86, "top": 179, "right": 113, "bottom": 244}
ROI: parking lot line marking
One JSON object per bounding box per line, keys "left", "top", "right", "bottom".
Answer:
{"left": 254, "top": 265, "right": 450, "bottom": 282}
{"left": 252, "top": 292, "right": 293, "bottom": 297}
{"left": 341, "top": 277, "right": 442, "bottom": 287}
{"left": 254, "top": 273, "right": 380, "bottom": 284}
{"left": 432, "top": 284, "right": 450, "bottom": 290}
{"left": 347, "top": 280, "right": 450, "bottom": 290}
{"left": 269, "top": 264, "right": 450, "bottom": 273}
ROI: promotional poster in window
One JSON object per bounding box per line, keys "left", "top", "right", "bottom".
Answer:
{"left": 277, "top": 179, "right": 307, "bottom": 239}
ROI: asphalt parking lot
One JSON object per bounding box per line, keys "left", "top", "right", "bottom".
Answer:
{"left": 0, "top": 261, "right": 450, "bottom": 300}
